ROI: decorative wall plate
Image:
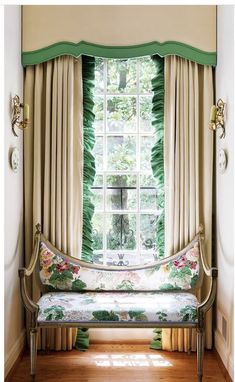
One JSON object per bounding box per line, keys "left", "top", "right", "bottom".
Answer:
{"left": 10, "top": 147, "right": 20, "bottom": 173}
{"left": 218, "top": 148, "right": 227, "bottom": 174}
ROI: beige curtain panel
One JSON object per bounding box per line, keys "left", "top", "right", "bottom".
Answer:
{"left": 24, "top": 56, "right": 83, "bottom": 350}
{"left": 162, "top": 56, "right": 214, "bottom": 351}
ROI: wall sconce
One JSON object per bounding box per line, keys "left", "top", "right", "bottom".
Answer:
{"left": 209, "top": 99, "right": 225, "bottom": 139}
{"left": 11, "top": 95, "right": 30, "bottom": 137}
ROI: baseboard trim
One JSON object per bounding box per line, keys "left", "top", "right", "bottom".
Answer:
{"left": 215, "top": 330, "right": 234, "bottom": 381}
{"left": 5, "top": 329, "right": 26, "bottom": 379}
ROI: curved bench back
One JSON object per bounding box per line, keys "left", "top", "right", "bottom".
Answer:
{"left": 38, "top": 236, "right": 202, "bottom": 292}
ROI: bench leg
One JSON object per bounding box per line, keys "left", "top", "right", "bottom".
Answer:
{"left": 30, "top": 328, "right": 38, "bottom": 378}
{"left": 197, "top": 328, "right": 204, "bottom": 382}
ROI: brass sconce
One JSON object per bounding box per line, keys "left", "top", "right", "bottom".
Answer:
{"left": 209, "top": 99, "right": 225, "bottom": 139}
{"left": 11, "top": 95, "right": 30, "bottom": 137}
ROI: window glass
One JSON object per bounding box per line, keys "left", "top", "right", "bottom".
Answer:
{"left": 92, "top": 57, "right": 158, "bottom": 266}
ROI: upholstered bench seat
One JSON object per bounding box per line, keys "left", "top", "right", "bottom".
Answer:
{"left": 37, "top": 291, "right": 198, "bottom": 324}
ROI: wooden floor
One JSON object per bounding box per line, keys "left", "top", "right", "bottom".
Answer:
{"left": 9, "top": 344, "right": 226, "bottom": 382}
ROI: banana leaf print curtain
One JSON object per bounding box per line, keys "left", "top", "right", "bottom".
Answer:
{"left": 81, "top": 55, "right": 96, "bottom": 263}
{"left": 151, "top": 55, "right": 165, "bottom": 259}
{"left": 24, "top": 55, "right": 95, "bottom": 350}
{"left": 149, "top": 55, "right": 164, "bottom": 350}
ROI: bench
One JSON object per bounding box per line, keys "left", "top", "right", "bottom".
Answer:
{"left": 19, "top": 223, "right": 217, "bottom": 381}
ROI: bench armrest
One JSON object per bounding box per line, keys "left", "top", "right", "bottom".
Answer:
{"left": 21, "top": 224, "right": 41, "bottom": 277}
{"left": 197, "top": 232, "right": 218, "bottom": 321}
{"left": 197, "top": 273, "right": 217, "bottom": 327}
{"left": 199, "top": 232, "right": 218, "bottom": 278}
{"left": 18, "top": 268, "right": 39, "bottom": 314}
{"left": 18, "top": 225, "right": 41, "bottom": 323}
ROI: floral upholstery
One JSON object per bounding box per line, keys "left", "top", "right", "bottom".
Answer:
{"left": 39, "top": 241, "right": 200, "bottom": 292}
{"left": 37, "top": 291, "right": 198, "bottom": 324}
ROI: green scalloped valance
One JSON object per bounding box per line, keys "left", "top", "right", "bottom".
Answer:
{"left": 22, "top": 40, "right": 217, "bottom": 67}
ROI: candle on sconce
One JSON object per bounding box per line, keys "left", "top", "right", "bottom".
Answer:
{"left": 210, "top": 105, "right": 216, "bottom": 122}
{"left": 24, "top": 103, "right": 29, "bottom": 120}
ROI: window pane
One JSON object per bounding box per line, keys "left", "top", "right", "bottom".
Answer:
{"left": 94, "top": 96, "right": 104, "bottom": 133}
{"left": 93, "top": 253, "right": 104, "bottom": 265}
{"left": 140, "top": 188, "right": 157, "bottom": 210}
{"left": 93, "top": 136, "right": 103, "bottom": 171}
{"left": 93, "top": 174, "right": 103, "bottom": 187}
{"left": 107, "top": 59, "right": 137, "bottom": 94}
{"left": 140, "top": 253, "right": 155, "bottom": 264}
{"left": 107, "top": 96, "right": 136, "bottom": 132}
{"left": 91, "top": 188, "right": 103, "bottom": 210}
{"left": 107, "top": 189, "right": 137, "bottom": 211}
{"left": 139, "top": 57, "right": 156, "bottom": 94}
{"left": 106, "top": 214, "right": 136, "bottom": 250}
{"left": 92, "top": 213, "right": 104, "bottom": 251}
{"left": 140, "top": 174, "right": 156, "bottom": 187}
{"left": 95, "top": 58, "right": 104, "bottom": 94}
{"left": 106, "top": 175, "right": 137, "bottom": 211}
{"left": 140, "top": 214, "right": 157, "bottom": 250}
{"left": 107, "top": 136, "right": 136, "bottom": 170}
{"left": 107, "top": 175, "right": 136, "bottom": 187}
{"left": 140, "top": 136, "right": 154, "bottom": 171}
{"left": 139, "top": 96, "right": 153, "bottom": 132}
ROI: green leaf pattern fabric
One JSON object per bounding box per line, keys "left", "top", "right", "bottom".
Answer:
{"left": 37, "top": 291, "right": 198, "bottom": 324}
{"left": 151, "top": 55, "right": 165, "bottom": 258}
{"left": 81, "top": 55, "right": 96, "bottom": 262}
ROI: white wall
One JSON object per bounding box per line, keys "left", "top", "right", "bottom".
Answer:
{"left": 4, "top": 5, "right": 25, "bottom": 377}
{"left": 215, "top": 5, "right": 234, "bottom": 380}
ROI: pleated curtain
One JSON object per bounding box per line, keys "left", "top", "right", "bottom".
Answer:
{"left": 162, "top": 56, "right": 214, "bottom": 351}
{"left": 24, "top": 56, "right": 83, "bottom": 350}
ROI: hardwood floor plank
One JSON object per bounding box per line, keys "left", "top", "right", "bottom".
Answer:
{"left": 8, "top": 344, "right": 226, "bottom": 382}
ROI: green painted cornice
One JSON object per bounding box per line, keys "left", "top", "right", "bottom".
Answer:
{"left": 22, "top": 40, "right": 217, "bottom": 67}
